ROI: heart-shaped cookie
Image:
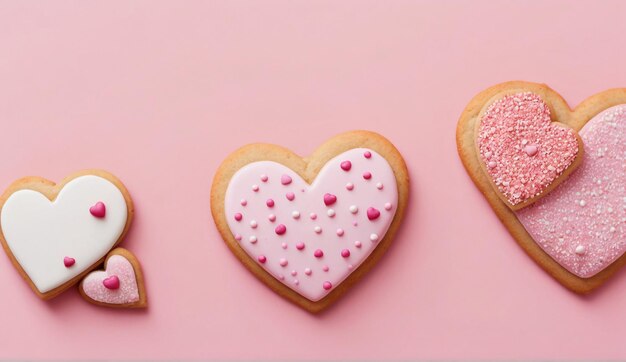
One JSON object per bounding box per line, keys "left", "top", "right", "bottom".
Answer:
{"left": 79, "top": 248, "right": 147, "bottom": 308}
{"left": 457, "top": 81, "right": 626, "bottom": 293}
{"left": 211, "top": 131, "right": 409, "bottom": 312}
{"left": 0, "top": 170, "right": 133, "bottom": 299}
{"left": 476, "top": 91, "right": 583, "bottom": 210}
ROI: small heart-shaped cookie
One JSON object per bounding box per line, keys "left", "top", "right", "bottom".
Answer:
{"left": 211, "top": 131, "right": 409, "bottom": 312}
{"left": 476, "top": 91, "right": 583, "bottom": 209}
{"left": 79, "top": 248, "right": 147, "bottom": 308}
{"left": 0, "top": 170, "right": 133, "bottom": 299}
{"left": 457, "top": 81, "right": 626, "bottom": 293}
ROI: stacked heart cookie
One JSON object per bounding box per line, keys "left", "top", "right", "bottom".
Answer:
{"left": 457, "top": 81, "right": 626, "bottom": 293}
{"left": 211, "top": 131, "right": 409, "bottom": 312}
{"left": 0, "top": 170, "right": 147, "bottom": 308}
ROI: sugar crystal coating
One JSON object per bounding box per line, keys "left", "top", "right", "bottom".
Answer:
{"left": 478, "top": 92, "right": 579, "bottom": 206}
{"left": 516, "top": 105, "right": 626, "bottom": 277}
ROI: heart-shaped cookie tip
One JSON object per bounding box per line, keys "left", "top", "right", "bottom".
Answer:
{"left": 477, "top": 92, "right": 580, "bottom": 209}
{"left": 89, "top": 201, "right": 106, "bottom": 218}
{"left": 323, "top": 193, "right": 337, "bottom": 206}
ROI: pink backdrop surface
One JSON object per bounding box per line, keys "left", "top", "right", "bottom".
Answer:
{"left": 1, "top": 1, "right": 626, "bottom": 360}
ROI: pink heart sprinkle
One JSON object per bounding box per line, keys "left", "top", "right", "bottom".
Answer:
{"left": 367, "top": 207, "right": 381, "bottom": 220}
{"left": 323, "top": 193, "right": 337, "bottom": 206}
{"left": 102, "top": 275, "right": 120, "bottom": 290}
{"left": 89, "top": 201, "right": 106, "bottom": 218}
{"left": 281, "top": 175, "right": 292, "bottom": 185}
{"left": 82, "top": 255, "right": 140, "bottom": 305}
{"left": 63, "top": 257, "right": 75, "bottom": 267}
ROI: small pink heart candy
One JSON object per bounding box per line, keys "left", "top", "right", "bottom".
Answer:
{"left": 323, "top": 193, "right": 337, "bottom": 206}
{"left": 89, "top": 201, "right": 106, "bottom": 218}
{"left": 63, "top": 257, "right": 75, "bottom": 267}
{"left": 103, "top": 275, "right": 120, "bottom": 290}
{"left": 367, "top": 207, "right": 381, "bottom": 220}
{"left": 280, "top": 175, "right": 292, "bottom": 185}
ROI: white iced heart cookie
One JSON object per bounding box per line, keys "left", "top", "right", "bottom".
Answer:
{"left": 211, "top": 131, "right": 409, "bottom": 312}
{"left": 0, "top": 171, "right": 133, "bottom": 299}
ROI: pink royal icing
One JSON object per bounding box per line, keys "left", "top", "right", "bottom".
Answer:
{"left": 516, "top": 104, "right": 626, "bottom": 278}
{"left": 81, "top": 255, "right": 140, "bottom": 304}
{"left": 224, "top": 148, "right": 398, "bottom": 301}
{"left": 477, "top": 92, "right": 580, "bottom": 206}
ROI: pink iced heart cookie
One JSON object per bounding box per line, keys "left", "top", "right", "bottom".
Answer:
{"left": 226, "top": 149, "right": 397, "bottom": 301}
{"left": 516, "top": 104, "right": 626, "bottom": 278}
{"left": 212, "top": 131, "right": 409, "bottom": 312}
{"left": 458, "top": 81, "right": 626, "bottom": 293}
{"left": 79, "top": 248, "right": 147, "bottom": 308}
{"left": 476, "top": 92, "right": 583, "bottom": 210}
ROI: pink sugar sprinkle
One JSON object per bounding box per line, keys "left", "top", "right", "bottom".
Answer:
{"left": 477, "top": 92, "right": 579, "bottom": 206}
{"left": 516, "top": 104, "right": 626, "bottom": 278}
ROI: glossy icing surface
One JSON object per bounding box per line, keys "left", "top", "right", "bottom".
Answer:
{"left": 1, "top": 175, "right": 128, "bottom": 293}
{"left": 225, "top": 148, "right": 398, "bottom": 301}
{"left": 82, "top": 254, "right": 140, "bottom": 304}
{"left": 477, "top": 92, "right": 580, "bottom": 206}
{"left": 517, "top": 105, "right": 626, "bottom": 277}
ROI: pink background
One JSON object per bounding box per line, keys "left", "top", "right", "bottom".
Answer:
{"left": 1, "top": 1, "right": 626, "bottom": 360}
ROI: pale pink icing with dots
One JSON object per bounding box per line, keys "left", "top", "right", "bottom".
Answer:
{"left": 225, "top": 148, "right": 398, "bottom": 301}
{"left": 478, "top": 92, "right": 579, "bottom": 206}
{"left": 516, "top": 104, "right": 626, "bottom": 278}
{"left": 81, "top": 255, "right": 140, "bottom": 304}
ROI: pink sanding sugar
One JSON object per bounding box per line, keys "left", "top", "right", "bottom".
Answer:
{"left": 477, "top": 92, "right": 579, "bottom": 206}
